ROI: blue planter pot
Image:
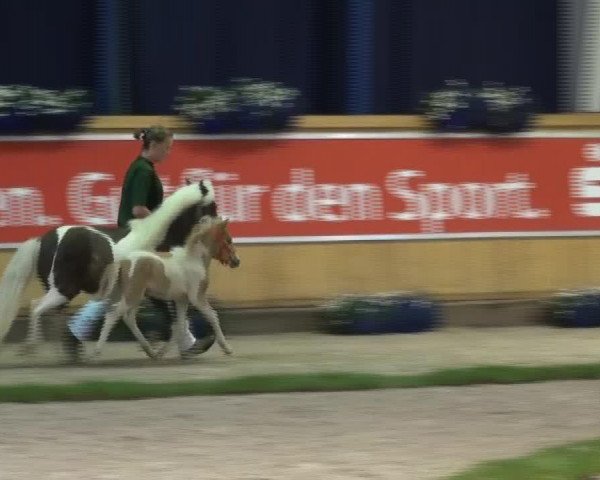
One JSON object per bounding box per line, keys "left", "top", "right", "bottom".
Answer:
{"left": 236, "top": 110, "right": 266, "bottom": 132}
{"left": 197, "top": 113, "right": 232, "bottom": 134}
{"left": 546, "top": 292, "right": 600, "bottom": 328}
{"left": 0, "top": 113, "right": 35, "bottom": 134}
{"left": 265, "top": 106, "right": 295, "bottom": 131}
{"left": 321, "top": 294, "right": 442, "bottom": 335}
{"left": 425, "top": 83, "right": 535, "bottom": 134}
{"left": 32, "top": 113, "right": 83, "bottom": 132}
{"left": 0, "top": 112, "right": 84, "bottom": 134}
{"left": 195, "top": 109, "right": 294, "bottom": 134}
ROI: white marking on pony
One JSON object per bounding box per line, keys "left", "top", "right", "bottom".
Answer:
{"left": 41, "top": 226, "right": 118, "bottom": 303}
{"left": 83, "top": 226, "right": 115, "bottom": 245}
{"left": 55, "top": 225, "right": 74, "bottom": 243}
{"left": 0, "top": 237, "right": 41, "bottom": 343}
{"left": 83, "top": 227, "right": 118, "bottom": 295}
{"left": 114, "top": 180, "right": 215, "bottom": 258}
{"left": 0, "top": 225, "right": 107, "bottom": 347}
{"left": 48, "top": 226, "right": 75, "bottom": 291}
{"left": 25, "top": 288, "right": 69, "bottom": 348}
{"left": 17, "top": 227, "right": 75, "bottom": 350}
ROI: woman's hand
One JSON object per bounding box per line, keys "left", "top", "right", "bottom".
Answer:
{"left": 132, "top": 206, "right": 152, "bottom": 219}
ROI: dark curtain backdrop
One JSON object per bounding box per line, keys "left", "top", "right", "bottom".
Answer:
{"left": 0, "top": 0, "right": 94, "bottom": 89}
{"left": 0, "top": 0, "right": 558, "bottom": 114}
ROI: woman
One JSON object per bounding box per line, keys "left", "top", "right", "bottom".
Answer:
{"left": 65, "top": 126, "right": 215, "bottom": 360}
{"left": 117, "top": 126, "right": 171, "bottom": 227}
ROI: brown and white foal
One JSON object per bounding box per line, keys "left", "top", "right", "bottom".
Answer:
{"left": 94, "top": 216, "right": 240, "bottom": 359}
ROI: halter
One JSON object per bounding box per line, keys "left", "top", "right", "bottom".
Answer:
{"left": 212, "top": 228, "right": 234, "bottom": 265}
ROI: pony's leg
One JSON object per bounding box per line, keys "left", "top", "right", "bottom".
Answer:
{"left": 93, "top": 303, "right": 123, "bottom": 358}
{"left": 22, "top": 288, "right": 69, "bottom": 354}
{"left": 122, "top": 308, "right": 157, "bottom": 359}
{"left": 191, "top": 298, "right": 233, "bottom": 355}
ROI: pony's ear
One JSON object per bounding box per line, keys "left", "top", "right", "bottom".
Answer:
{"left": 199, "top": 180, "right": 209, "bottom": 196}
{"left": 185, "top": 177, "right": 192, "bottom": 186}
{"left": 220, "top": 218, "right": 229, "bottom": 228}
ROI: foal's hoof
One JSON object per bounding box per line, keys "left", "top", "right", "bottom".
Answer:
{"left": 223, "top": 345, "right": 234, "bottom": 356}
{"left": 18, "top": 342, "right": 38, "bottom": 357}
{"left": 145, "top": 349, "right": 161, "bottom": 360}
{"left": 87, "top": 353, "right": 102, "bottom": 364}
{"left": 154, "top": 348, "right": 168, "bottom": 360}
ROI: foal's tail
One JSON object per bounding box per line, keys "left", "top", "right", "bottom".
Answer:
{"left": 93, "top": 262, "right": 121, "bottom": 301}
{"left": 0, "top": 238, "right": 41, "bottom": 343}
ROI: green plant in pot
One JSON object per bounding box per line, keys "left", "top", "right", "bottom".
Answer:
{"left": 173, "top": 86, "right": 236, "bottom": 134}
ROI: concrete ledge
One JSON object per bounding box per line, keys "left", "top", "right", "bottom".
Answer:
{"left": 4, "top": 298, "right": 548, "bottom": 343}
{"left": 441, "top": 299, "right": 547, "bottom": 328}
{"left": 84, "top": 114, "right": 600, "bottom": 133}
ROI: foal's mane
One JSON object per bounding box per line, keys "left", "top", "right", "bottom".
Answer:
{"left": 184, "top": 216, "right": 225, "bottom": 253}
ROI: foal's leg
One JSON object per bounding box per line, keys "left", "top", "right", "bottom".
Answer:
{"left": 121, "top": 307, "right": 157, "bottom": 359}
{"left": 157, "top": 301, "right": 188, "bottom": 359}
{"left": 192, "top": 298, "right": 233, "bottom": 355}
{"left": 22, "top": 288, "right": 69, "bottom": 354}
{"left": 93, "top": 302, "right": 124, "bottom": 358}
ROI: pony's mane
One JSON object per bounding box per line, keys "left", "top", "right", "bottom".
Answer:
{"left": 114, "top": 180, "right": 215, "bottom": 257}
{"left": 128, "top": 180, "right": 215, "bottom": 232}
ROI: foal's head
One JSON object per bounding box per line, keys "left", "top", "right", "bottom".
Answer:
{"left": 186, "top": 217, "right": 240, "bottom": 268}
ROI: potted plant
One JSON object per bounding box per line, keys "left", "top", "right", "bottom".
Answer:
{"left": 173, "top": 79, "right": 301, "bottom": 133}
{"left": 231, "top": 77, "right": 300, "bottom": 132}
{"left": 173, "top": 86, "right": 237, "bottom": 134}
{"left": 28, "top": 87, "right": 91, "bottom": 132}
{"left": 0, "top": 85, "right": 91, "bottom": 134}
{"left": 0, "top": 85, "right": 33, "bottom": 133}
{"left": 421, "top": 80, "right": 536, "bottom": 134}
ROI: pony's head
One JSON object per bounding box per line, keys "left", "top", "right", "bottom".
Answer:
{"left": 187, "top": 216, "right": 240, "bottom": 268}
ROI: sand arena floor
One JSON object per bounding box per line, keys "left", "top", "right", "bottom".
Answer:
{"left": 0, "top": 380, "right": 599, "bottom": 480}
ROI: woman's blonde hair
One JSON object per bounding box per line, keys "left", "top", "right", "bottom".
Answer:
{"left": 133, "top": 125, "right": 173, "bottom": 149}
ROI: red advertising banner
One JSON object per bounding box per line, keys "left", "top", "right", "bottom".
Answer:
{"left": 1, "top": 134, "right": 600, "bottom": 246}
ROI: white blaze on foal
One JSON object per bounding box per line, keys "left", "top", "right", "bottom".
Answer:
{"left": 95, "top": 216, "right": 240, "bottom": 359}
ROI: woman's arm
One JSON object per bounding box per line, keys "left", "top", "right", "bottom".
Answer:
{"left": 132, "top": 205, "right": 152, "bottom": 218}
{"left": 130, "top": 170, "right": 153, "bottom": 219}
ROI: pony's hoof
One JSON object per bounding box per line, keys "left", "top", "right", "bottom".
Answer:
{"left": 180, "top": 336, "right": 215, "bottom": 360}
{"left": 61, "top": 327, "right": 84, "bottom": 363}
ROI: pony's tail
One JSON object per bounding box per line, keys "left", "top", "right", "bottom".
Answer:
{"left": 93, "top": 262, "right": 120, "bottom": 301}
{"left": 0, "top": 238, "right": 41, "bottom": 343}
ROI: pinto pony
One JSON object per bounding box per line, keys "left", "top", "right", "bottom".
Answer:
{"left": 0, "top": 180, "right": 217, "bottom": 351}
{"left": 94, "top": 216, "right": 240, "bottom": 359}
